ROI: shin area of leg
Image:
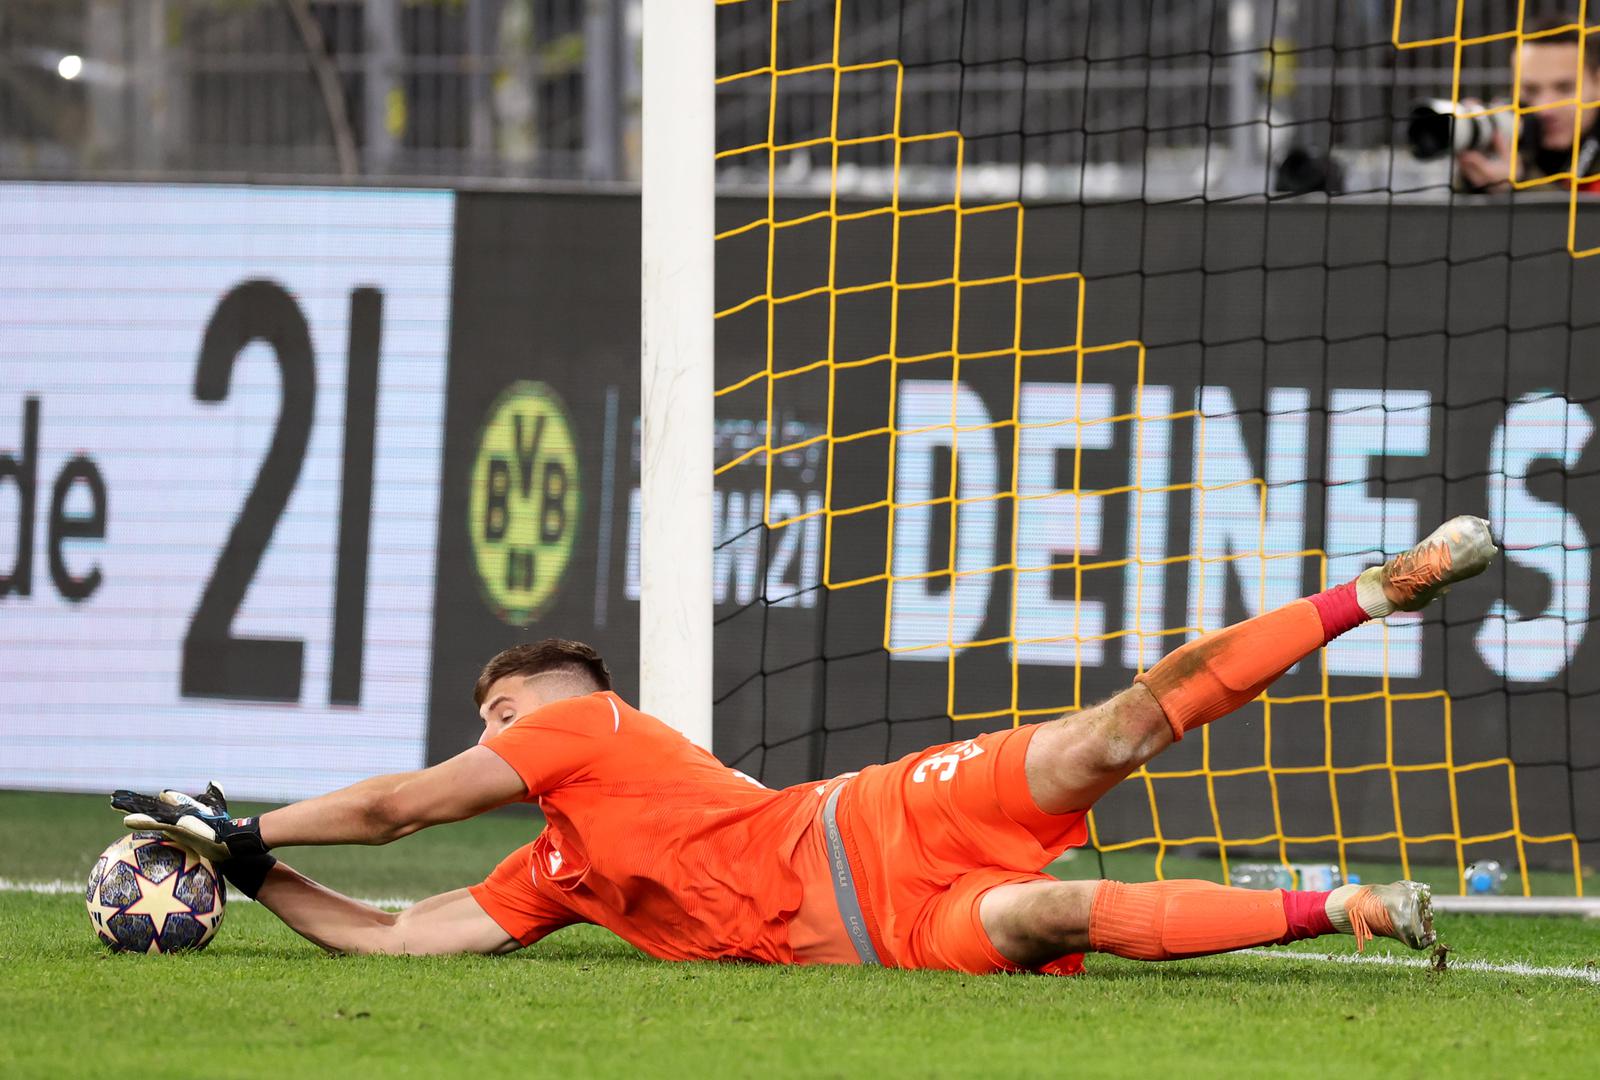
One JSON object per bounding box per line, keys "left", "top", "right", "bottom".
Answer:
{"left": 1087, "top": 879, "right": 1296, "bottom": 961}
{"left": 1134, "top": 599, "right": 1326, "bottom": 740}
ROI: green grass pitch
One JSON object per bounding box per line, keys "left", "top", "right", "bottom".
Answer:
{"left": 1, "top": 790, "right": 1595, "bottom": 1078}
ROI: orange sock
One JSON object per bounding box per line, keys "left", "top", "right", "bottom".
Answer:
{"left": 1135, "top": 598, "right": 1326, "bottom": 740}
{"left": 1088, "top": 880, "right": 1292, "bottom": 961}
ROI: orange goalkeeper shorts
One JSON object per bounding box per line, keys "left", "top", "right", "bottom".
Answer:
{"left": 831, "top": 722, "right": 1088, "bottom": 976}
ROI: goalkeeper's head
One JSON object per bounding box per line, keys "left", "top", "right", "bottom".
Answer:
{"left": 474, "top": 638, "right": 613, "bottom": 742}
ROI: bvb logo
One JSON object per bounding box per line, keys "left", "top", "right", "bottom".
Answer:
{"left": 469, "top": 381, "right": 580, "bottom": 626}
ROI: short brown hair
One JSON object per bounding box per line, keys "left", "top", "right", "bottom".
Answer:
{"left": 1525, "top": 13, "right": 1600, "bottom": 66}
{"left": 473, "top": 639, "right": 612, "bottom": 704}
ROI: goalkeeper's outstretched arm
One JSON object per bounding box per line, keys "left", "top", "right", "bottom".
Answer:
{"left": 258, "top": 746, "right": 527, "bottom": 848}
{"left": 114, "top": 747, "right": 528, "bottom": 862}
{"left": 250, "top": 863, "right": 520, "bottom": 956}
{"left": 111, "top": 749, "right": 530, "bottom": 954}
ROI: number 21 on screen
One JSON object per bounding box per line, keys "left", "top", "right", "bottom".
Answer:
{"left": 181, "top": 279, "right": 380, "bottom": 708}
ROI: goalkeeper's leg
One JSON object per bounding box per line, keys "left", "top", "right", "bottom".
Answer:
{"left": 979, "top": 876, "right": 1435, "bottom": 969}
{"left": 972, "top": 518, "right": 1490, "bottom": 970}
{"left": 1020, "top": 515, "right": 1496, "bottom": 816}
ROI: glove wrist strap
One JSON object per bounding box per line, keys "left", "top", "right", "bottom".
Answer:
{"left": 226, "top": 816, "right": 270, "bottom": 858}
{"left": 220, "top": 852, "right": 277, "bottom": 899}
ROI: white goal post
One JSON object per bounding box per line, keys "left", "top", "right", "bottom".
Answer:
{"left": 1432, "top": 896, "right": 1600, "bottom": 918}
{"left": 638, "top": 0, "right": 715, "bottom": 748}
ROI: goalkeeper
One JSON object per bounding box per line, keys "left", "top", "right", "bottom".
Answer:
{"left": 115, "top": 516, "right": 1494, "bottom": 975}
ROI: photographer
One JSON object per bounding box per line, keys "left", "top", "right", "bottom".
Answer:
{"left": 1454, "top": 15, "right": 1599, "bottom": 193}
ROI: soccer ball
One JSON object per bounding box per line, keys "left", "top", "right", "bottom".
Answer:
{"left": 85, "top": 831, "right": 226, "bottom": 953}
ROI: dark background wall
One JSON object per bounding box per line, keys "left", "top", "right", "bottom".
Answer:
{"left": 428, "top": 194, "right": 643, "bottom": 762}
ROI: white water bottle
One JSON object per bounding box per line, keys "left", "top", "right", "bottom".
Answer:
{"left": 1228, "top": 863, "right": 1296, "bottom": 890}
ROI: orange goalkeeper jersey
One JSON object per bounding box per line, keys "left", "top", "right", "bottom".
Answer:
{"left": 469, "top": 691, "right": 846, "bottom": 964}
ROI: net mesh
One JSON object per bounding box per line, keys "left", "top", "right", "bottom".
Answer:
{"left": 711, "top": 0, "right": 1596, "bottom": 896}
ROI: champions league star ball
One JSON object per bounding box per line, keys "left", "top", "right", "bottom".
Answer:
{"left": 85, "top": 832, "right": 226, "bottom": 953}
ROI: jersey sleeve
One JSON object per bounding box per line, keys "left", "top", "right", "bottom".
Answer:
{"left": 481, "top": 693, "right": 621, "bottom": 798}
{"left": 468, "top": 842, "right": 581, "bottom": 947}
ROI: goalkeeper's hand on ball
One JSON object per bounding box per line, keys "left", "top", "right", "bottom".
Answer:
{"left": 111, "top": 782, "right": 269, "bottom": 863}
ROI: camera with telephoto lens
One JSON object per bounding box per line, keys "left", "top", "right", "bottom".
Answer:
{"left": 1406, "top": 99, "right": 1519, "bottom": 160}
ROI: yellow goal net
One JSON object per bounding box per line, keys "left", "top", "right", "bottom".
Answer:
{"left": 709, "top": 0, "right": 1590, "bottom": 899}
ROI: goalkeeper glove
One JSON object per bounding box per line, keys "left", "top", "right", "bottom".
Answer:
{"left": 111, "top": 782, "right": 278, "bottom": 897}
{"left": 111, "top": 781, "right": 270, "bottom": 863}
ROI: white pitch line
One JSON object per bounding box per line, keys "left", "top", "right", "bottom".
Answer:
{"left": 0, "top": 878, "right": 416, "bottom": 910}
{"left": 1248, "top": 947, "right": 1600, "bottom": 985}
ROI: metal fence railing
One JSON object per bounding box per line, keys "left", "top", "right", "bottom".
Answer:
{"left": 0, "top": 0, "right": 631, "bottom": 184}
{"left": 0, "top": 0, "right": 1584, "bottom": 196}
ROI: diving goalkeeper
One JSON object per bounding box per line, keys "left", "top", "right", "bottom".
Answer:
{"left": 114, "top": 516, "right": 1495, "bottom": 975}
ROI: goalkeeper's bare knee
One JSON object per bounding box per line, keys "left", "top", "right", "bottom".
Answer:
{"left": 1024, "top": 684, "right": 1173, "bottom": 815}
{"left": 979, "top": 879, "right": 1096, "bottom": 969}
